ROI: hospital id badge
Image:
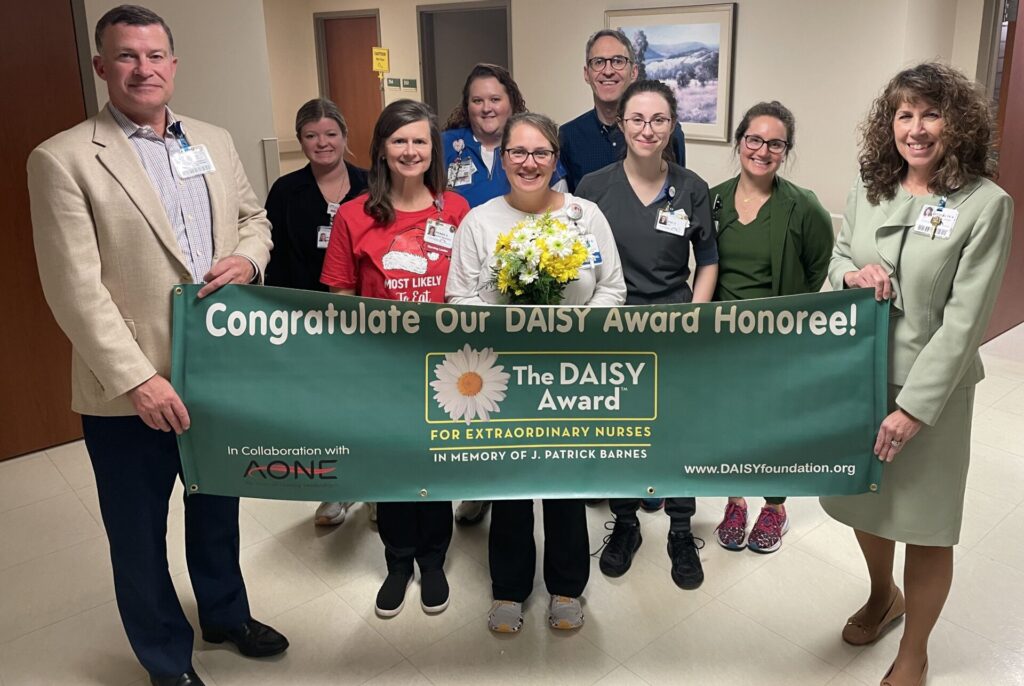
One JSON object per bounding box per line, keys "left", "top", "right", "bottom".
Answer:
{"left": 581, "top": 234, "right": 603, "bottom": 269}
{"left": 170, "top": 144, "right": 215, "bottom": 178}
{"left": 655, "top": 208, "right": 689, "bottom": 236}
{"left": 913, "top": 206, "right": 958, "bottom": 240}
{"left": 316, "top": 226, "right": 331, "bottom": 249}
{"left": 453, "top": 160, "right": 476, "bottom": 186}
{"left": 423, "top": 218, "right": 456, "bottom": 254}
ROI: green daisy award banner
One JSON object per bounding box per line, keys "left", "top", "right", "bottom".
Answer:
{"left": 172, "top": 284, "right": 888, "bottom": 502}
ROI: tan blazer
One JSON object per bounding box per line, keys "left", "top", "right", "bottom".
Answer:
{"left": 830, "top": 176, "right": 1013, "bottom": 425}
{"left": 28, "top": 106, "right": 272, "bottom": 416}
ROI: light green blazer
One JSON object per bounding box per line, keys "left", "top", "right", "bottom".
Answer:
{"left": 830, "top": 176, "right": 1013, "bottom": 425}
{"left": 28, "top": 106, "right": 272, "bottom": 416}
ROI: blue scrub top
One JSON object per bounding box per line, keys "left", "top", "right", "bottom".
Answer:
{"left": 442, "top": 127, "right": 567, "bottom": 208}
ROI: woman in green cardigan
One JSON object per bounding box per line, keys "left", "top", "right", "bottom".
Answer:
{"left": 710, "top": 101, "right": 834, "bottom": 554}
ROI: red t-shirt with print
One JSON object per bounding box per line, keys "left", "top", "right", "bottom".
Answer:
{"left": 320, "top": 191, "right": 470, "bottom": 302}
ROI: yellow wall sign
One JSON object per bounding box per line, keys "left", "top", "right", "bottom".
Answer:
{"left": 372, "top": 47, "right": 390, "bottom": 73}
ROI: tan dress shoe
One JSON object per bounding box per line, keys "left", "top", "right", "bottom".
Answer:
{"left": 842, "top": 587, "right": 906, "bottom": 645}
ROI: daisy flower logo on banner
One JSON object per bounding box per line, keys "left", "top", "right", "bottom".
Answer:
{"left": 431, "top": 344, "right": 511, "bottom": 424}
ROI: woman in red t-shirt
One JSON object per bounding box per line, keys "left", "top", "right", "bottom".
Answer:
{"left": 321, "top": 100, "right": 469, "bottom": 618}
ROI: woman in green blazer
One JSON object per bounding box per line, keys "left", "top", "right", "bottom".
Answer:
{"left": 821, "top": 63, "right": 1013, "bottom": 686}
{"left": 710, "top": 101, "right": 834, "bottom": 554}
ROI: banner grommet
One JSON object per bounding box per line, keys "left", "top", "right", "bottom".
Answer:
{"left": 646, "top": 486, "right": 656, "bottom": 495}
{"left": 869, "top": 483, "right": 879, "bottom": 492}
{"left": 174, "top": 286, "right": 183, "bottom": 295}
{"left": 419, "top": 489, "right": 429, "bottom": 497}
{"left": 189, "top": 484, "right": 199, "bottom": 492}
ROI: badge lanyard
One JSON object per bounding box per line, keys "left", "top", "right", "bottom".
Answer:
{"left": 167, "top": 121, "right": 191, "bottom": 152}
{"left": 930, "top": 196, "right": 948, "bottom": 240}
{"left": 447, "top": 139, "right": 465, "bottom": 190}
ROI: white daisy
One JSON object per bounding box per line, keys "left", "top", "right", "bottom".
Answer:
{"left": 546, "top": 234, "right": 574, "bottom": 258}
{"left": 520, "top": 244, "right": 541, "bottom": 266}
{"left": 430, "top": 344, "right": 511, "bottom": 424}
{"left": 519, "top": 266, "right": 539, "bottom": 284}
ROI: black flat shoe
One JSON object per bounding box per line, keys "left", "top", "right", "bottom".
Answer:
{"left": 201, "top": 618, "right": 289, "bottom": 657}
{"left": 150, "top": 672, "right": 205, "bottom": 686}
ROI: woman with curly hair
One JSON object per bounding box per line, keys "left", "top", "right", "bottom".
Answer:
{"left": 821, "top": 62, "right": 1013, "bottom": 685}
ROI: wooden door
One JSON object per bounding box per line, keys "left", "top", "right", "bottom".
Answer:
{"left": 0, "top": 0, "right": 87, "bottom": 459}
{"left": 988, "top": 9, "right": 1024, "bottom": 340}
{"left": 322, "top": 15, "right": 383, "bottom": 170}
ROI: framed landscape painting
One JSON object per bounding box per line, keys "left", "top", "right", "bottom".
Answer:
{"left": 607, "top": 4, "right": 735, "bottom": 142}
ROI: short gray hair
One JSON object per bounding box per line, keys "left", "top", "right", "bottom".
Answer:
{"left": 584, "top": 28, "right": 636, "bottom": 65}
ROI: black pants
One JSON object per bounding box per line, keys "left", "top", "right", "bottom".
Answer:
{"left": 377, "top": 501, "right": 453, "bottom": 573}
{"left": 82, "top": 415, "right": 249, "bottom": 678}
{"left": 488, "top": 499, "right": 590, "bottom": 602}
{"left": 610, "top": 497, "right": 696, "bottom": 533}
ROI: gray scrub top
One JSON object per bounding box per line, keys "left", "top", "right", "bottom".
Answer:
{"left": 576, "top": 160, "right": 718, "bottom": 304}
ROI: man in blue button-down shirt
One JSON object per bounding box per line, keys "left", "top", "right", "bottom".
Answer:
{"left": 559, "top": 29, "right": 686, "bottom": 192}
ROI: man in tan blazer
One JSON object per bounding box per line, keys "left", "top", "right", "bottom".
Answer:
{"left": 28, "top": 6, "right": 286, "bottom": 685}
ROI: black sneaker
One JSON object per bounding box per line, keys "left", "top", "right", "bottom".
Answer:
{"left": 420, "top": 568, "right": 450, "bottom": 613}
{"left": 667, "top": 532, "right": 705, "bottom": 590}
{"left": 599, "top": 519, "right": 643, "bottom": 577}
{"left": 375, "top": 571, "right": 412, "bottom": 617}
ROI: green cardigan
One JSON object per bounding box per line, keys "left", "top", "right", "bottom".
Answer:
{"left": 710, "top": 175, "right": 834, "bottom": 296}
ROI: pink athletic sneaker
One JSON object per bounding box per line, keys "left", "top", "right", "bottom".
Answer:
{"left": 714, "top": 501, "right": 748, "bottom": 551}
{"left": 747, "top": 506, "right": 789, "bottom": 553}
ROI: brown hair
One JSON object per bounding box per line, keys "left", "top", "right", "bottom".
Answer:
{"left": 859, "top": 62, "right": 996, "bottom": 205}
{"left": 443, "top": 64, "right": 526, "bottom": 131}
{"left": 95, "top": 4, "right": 174, "bottom": 53}
{"left": 295, "top": 98, "right": 348, "bottom": 138}
{"left": 366, "top": 100, "right": 445, "bottom": 225}
{"left": 618, "top": 79, "right": 679, "bottom": 163}
{"left": 499, "top": 112, "right": 560, "bottom": 156}
{"left": 733, "top": 100, "right": 795, "bottom": 152}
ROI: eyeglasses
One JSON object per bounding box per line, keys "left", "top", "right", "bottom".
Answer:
{"left": 504, "top": 148, "right": 555, "bottom": 164}
{"left": 620, "top": 116, "right": 673, "bottom": 133}
{"left": 742, "top": 135, "right": 789, "bottom": 154}
{"left": 587, "top": 55, "right": 631, "bottom": 72}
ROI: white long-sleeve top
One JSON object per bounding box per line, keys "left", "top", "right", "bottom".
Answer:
{"left": 446, "top": 193, "right": 627, "bottom": 306}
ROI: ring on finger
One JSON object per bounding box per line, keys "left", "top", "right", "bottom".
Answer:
{"left": 889, "top": 438, "right": 902, "bottom": 448}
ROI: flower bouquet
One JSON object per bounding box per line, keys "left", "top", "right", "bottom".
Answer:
{"left": 487, "top": 212, "right": 589, "bottom": 305}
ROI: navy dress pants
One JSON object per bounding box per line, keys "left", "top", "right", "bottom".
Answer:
{"left": 82, "top": 415, "right": 250, "bottom": 678}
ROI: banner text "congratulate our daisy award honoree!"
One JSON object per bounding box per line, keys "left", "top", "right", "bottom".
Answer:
{"left": 172, "top": 285, "right": 888, "bottom": 502}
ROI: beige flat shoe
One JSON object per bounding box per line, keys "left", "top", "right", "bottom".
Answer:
{"left": 880, "top": 657, "right": 927, "bottom": 685}
{"left": 842, "top": 587, "right": 906, "bottom": 645}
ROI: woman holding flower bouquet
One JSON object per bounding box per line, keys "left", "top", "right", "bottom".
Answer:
{"left": 447, "top": 112, "right": 626, "bottom": 633}
{"left": 576, "top": 80, "right": 718, "bottom": 591}
{"left": 321, "top": 99, "right": 470, "bottom": 619}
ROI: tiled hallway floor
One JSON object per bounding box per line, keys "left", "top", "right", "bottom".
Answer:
{"left": 2, "top": 329, "right": 1024, "bottom": 685}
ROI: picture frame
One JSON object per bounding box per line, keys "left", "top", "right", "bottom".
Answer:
{"left": 606, "top": 3, "right": 736, "bottom": 142}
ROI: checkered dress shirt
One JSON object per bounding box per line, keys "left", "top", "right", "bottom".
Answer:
{"left": 109, "top": 104, "right": 213, "bottom": 282}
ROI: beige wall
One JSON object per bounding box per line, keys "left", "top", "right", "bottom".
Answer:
{"left": 84, "top": 0, "right": 278, "bottom": 198}
{"left": 262, "top": 0, "right": 991, "bottom": 211}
